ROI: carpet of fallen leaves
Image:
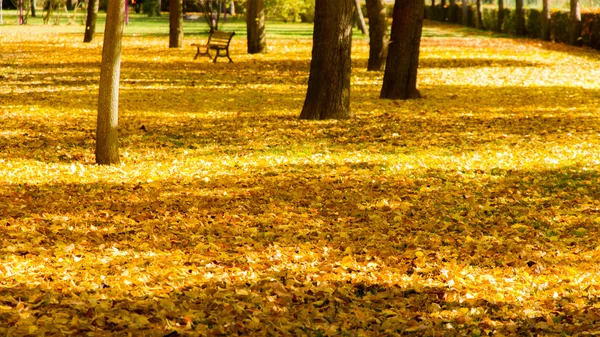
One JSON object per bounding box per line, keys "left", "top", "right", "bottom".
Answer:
{"left": 2, "top": 21, "right": 600, "bottom": 336}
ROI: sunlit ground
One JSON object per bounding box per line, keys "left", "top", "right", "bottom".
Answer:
{"left": 1, "top": 16, "right": 600, "bottom": 336}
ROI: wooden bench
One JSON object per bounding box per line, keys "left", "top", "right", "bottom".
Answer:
{"left": 191, "top": 31, "right": 236, "bottom": 63}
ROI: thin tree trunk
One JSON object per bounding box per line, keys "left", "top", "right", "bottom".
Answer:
{"left": 570, "top": 0, "right": 581, "bottom": 46}
{"left": 515, "top": 0, "right": 524, "bottom": 35}
{"left": 462, "top": 0, "right": 468, "bottom": 26}
{"left": 380, "top": 0, "right": 424, "bottom": 100}
{"left": 169, "top": 0, "right": 183, "bottom": 47}
{"left": 96, "top": 0, "right": 125, "bottom": 165}
{"left": 246, "top": 0, "right": 266, "bottom": 54}
{"left": 497, "top": 0, "right": 504, "bottom": 32}
{"left": 83, "top": 0, "right": 98, "bottom": 42}
{"left": 541, "top": 0, "right": 550, "bottom": 40}
{"left": 353, "top": 0, "right": 367, "bottom": 35}
{"left": 300, "top": 0, "right": 353, "bottom": 120}
{"left": 0, "top": 0, "right": 3, "bottom": 24}
{"left": 30, "top": 0, "right": 36, "bottom": 17}
{"left": 475, "top": 0, "right": 482, "bottom": 28}
{"left": 365, "top": 0, "right": 388, "bottom": 71}
{"left": 449, "top": 0, "right": 456, "bottom": 22}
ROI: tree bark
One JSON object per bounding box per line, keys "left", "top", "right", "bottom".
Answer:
{"left": 380, "top": 0, "right": 423, "bottom": 100}
{"left": 496, "top": 0, "right": 504, "bottom": 32}
{"left": 169, "top": 0, "right": 183, "bottom": 47}
{"left": 96, "top": 0, "right": 125, "bottom": 165}
{"left": 83, "top": 0, "right": 99, "bottom": 42}
{"left": 541, "top": 0, "right": 550, "bottom": 40}
{"left": 353, "top": 0, "right": 367, "bottom": 35}
{"left": 300, "top": 0, "right": 353, "bottom": 120}
{"left": 365, "top": 0, "right": 388, "bottom": 71}
{"left": 449, "top": 0, "right": 456, "bottom": 22}
{"left": 461, "top": 0, "right": 468, "bottom": 26}
{"left": 30, "top": 0, "right": 36, "bottom": 17}
{"left": 246, "top": 0, "right": 266, "bottom": 53}
{"left": 570, "top": 0, "right": 581, "bottom": 46}
{"left": 515, "top": 0, "right": 525, "bottom": 36}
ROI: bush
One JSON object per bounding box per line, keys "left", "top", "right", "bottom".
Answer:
{"left": 426, "top": 4, "right": 600, "bottom": 52}
{"left": 550, "top": 10, "right": 570, "bottom": 43}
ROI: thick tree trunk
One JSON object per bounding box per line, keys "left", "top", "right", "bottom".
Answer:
{"left": 570, "top": 0, "right": 581, "bottom": 46}
{"left": 449, "top": 0, "right": 456, "bottom": 22}
{"left": 246, "top": 0, "right": 266, "bottom": 54}
{"left": 496, "top": 0, "right": 504, "bottom": 32}
{"left": 169, "top": 0, "right": 183, "bottom": 48}
{"left": 300, "top": 0, "right": 353, "bottom": 120}
{"left": 515, "top": 0, "right": 524, "bottom": 35}
{"left": 541, "top": 0, "right": 550, "bottom": 40}
{"left": 353, "top": 0, "right": 367, "bottom": 35}
{"left": 96, "top": 0, "right": 125, "bottom": 165}
{"left": 475, "top": 0, "right": 482, "bottom": 28}
{"left": 461, "top": 0, "right": 468, "bottom": 26}
{"left": 83, "top": 0, "right": 98, "bottom": 42}
{"left": 380, "top": 0, "right": 423, "bottom": 100}
{"left": 365, "top": 0, "right": 388, "bottom": 71}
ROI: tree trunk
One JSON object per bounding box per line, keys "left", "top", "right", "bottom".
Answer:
{"left": 246, "top": 0, "right": 266, "bottom": 54}
{"left": 353, "top": 0, "right": 367, "bottom": 35}
{"left": 96, "top": 0, "right": 125, "bottom": 165}
{"left": 461, "top": 0, "right": 468, "bottom": 26}
{"left": 441, "top": 0, "right": 446, "bottom": 20}
{"left": 515, "top": 0, "right": 524, "bottom": 35}
{"left": 0, "top": 0, "right": 3, "bottom": 24}
{"left": 380, "top": 0, "right": 423, "bottom": 100}
{"left": 365, "top": 0, "right": 388, "bottom": 71}
{"left": 541, "top": 0, "right": 550, "bottom": 40}
{"left": 169, "top": 0, "right": 183, "bottom": 47}
{"left": 496, "top": 0, "right": 504, "bottom": 32}
{"left": 83, "top": 0, "right": 98, "bottom": 42}
{"left": 449, "top": 0, "right": 456, "bottom": 22}
{"left": 475, "top": 0, "right": 482, "bottom": 28}
{"left": 570, "top": 0, "right": 581, "bottom": 46}
{"left": 300, "top": 0, "right": 353, "bottom": 120}
{"left": 31, "top": 0, "right": 36, "bottom": 17}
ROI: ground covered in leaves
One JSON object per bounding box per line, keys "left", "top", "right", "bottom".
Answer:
{"left": 2, "top": 19, "right": 600, "bottom": 336}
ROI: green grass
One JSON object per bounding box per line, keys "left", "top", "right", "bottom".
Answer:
{"left": 0, "top": 10, "right": 319, "bottom": 38}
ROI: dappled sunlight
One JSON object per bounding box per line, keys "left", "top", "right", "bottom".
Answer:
{"left": 2, "top": 19, "right": 600, "bottom": 335}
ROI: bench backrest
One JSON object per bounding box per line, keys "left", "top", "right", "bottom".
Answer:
{"left": 208, "top": 31, "right": 235, "bottom": 46}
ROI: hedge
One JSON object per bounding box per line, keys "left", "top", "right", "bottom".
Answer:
{"left": 424, "top": 3, "right": 600, "bottom": 51}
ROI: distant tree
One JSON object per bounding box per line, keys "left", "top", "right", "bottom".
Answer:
{"left": 380, "top": 0, "right": 424, "bottom": 100}
{"left": 515, "top": 0, "right": 525, "bottom": 35}
{"left": 96, "top": 0, "right": 125, "bottom": 165}
{"left": 169, "top": 0, "right": 183, "bottom": 47}
{"left": 541, "top": 0, "right": 550, "bottom": 40}
{"left": 246, "top": 0, "right": 267, "bottom": 53}
{"left": 461, "top": 0, "right": 467, "bottom": 25}
{"left": 83, "top": 0, "right": 99, "bottom": 42}
{"left": 353, "top": 0, "right": 367, "bottom": 35}
{"left": 365, "top": 0, "right": 387, "bottom": 71}
{"left": 496, "top": 0, "right": 504, "bottom": 32}
{"left": 300, "top": 0, "right": 353, "bottom": 120}
{"left": 30, "top": 0, "right": 36, "bottom": 17}
{"left": 570, "top": 0, "right": 581, "bottom": 46}
{"left": 0, "top": 0, "right": 3, "bottom": 24}
{"left": 475, "top": 0, "right": 482, "bottom": 28}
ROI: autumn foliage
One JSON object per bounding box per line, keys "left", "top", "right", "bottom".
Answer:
{"left": 1, "top": 21, "right": 600, "bottom": 336}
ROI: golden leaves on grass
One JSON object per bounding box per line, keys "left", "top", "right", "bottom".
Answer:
{"left": 2, "top": 21, "right": 600, "bottom": 336}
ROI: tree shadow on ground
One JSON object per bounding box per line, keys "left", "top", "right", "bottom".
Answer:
{"left": 1, "top": 165, "right": 600, "bottom": 334}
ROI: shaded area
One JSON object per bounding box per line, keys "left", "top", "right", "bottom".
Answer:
{"left": 1, "top": 164, "right": 600, "bottom": 334}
